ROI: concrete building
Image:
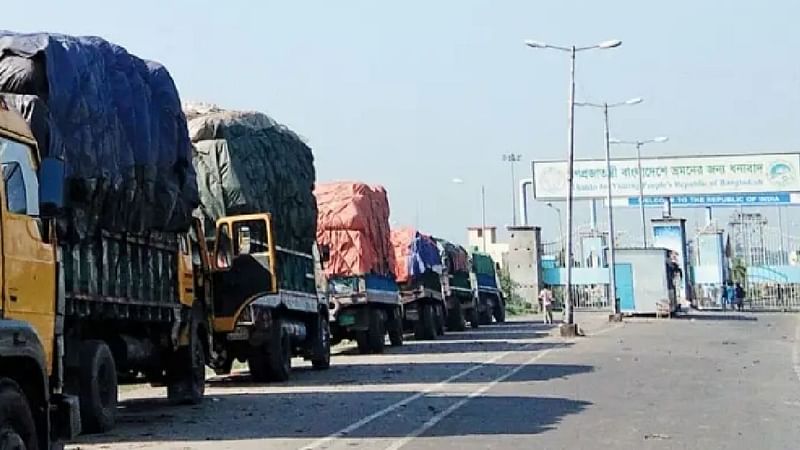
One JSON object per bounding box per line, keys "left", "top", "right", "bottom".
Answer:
{"left": 467, "top": 226, "right": 508, "bottom": 268}
{"left": 503, "top": 226, "right": 543, "bottom": 305}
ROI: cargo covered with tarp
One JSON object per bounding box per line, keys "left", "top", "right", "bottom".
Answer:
{"left": 0, "top": 32, "right": 198, "bottom": 238}
{"left": 186, "top": 104, "right": 317, "bottom": 293}
{"left": 471, "top": 252, "right": 498, "bottom": 289}
{"left": 316, "top": 182, "right": 394, "bottom": 278}
{"left": 390, "top": 228, "right": 442, "bottom": 287}
{"left": 434, "top": 238, "right": 471, "bottom": 290}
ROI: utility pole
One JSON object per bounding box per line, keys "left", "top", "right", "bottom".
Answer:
{"left": 502, "top": 153, "right": 523, "bottom": 226}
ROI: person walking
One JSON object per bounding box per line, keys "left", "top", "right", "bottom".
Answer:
{"left": 538, "top": 285, "right": 554, "bottom": 324}
{"left": 722, "top": 281, "right": 735, "bottom": 311}
{"left": 734, "top": 283, "right": 746, "bottom": 312}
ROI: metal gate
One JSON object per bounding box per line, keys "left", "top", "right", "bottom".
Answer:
{"left": 540, "top": 233, "right": 610, "bottom": 311}
{"left": 727, "top": 210, "right": 800, "bottom": 311}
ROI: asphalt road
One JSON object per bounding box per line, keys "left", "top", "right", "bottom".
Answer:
{"left": 67, "top": 311, "right": 800, "bottom": 450}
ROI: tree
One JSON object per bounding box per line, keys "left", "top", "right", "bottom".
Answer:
{"left": 498, "top": 266, "right": 532, "bottom": 315}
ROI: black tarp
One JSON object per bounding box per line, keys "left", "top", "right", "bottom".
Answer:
{"left": 0, "top": 32, "right": 197, "bottom": 238}
{"left": 187, "top": 104, "right": 317, "bottom": 291}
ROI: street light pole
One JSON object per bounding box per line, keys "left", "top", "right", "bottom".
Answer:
{"left": 481, "top": 184, "right": 487, "bottom": 252}
{"left": 503, "top": 153, "right": 523, "bottom": 226}
{"left": 636, "top": 141, "right": 647, "bottom": 247}
{"left": 575, "top": 97, "right": 641, "bottom": 318}
{"left": 602, "top": 103, "right": 619, "bottom": 316}
{"left": 525, "top": 37, "right": 622, "bottom": 330}
{"left": 564, "top": 46, "right": 577, "bottom": 326}
{"left": 609, "top": 137, "right": 668, "bottom": 247}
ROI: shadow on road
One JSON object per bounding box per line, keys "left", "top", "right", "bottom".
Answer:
{"left": 675, "top": 313, "right": 758, "bottom": 322}
{"left": 73, "top": 389, "right": 592, "bottom": 445}
{"left": 209, "top": 360, "right": 592, "bottom": 387}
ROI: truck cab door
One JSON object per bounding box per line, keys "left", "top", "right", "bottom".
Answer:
{"left": 0, "top": 135, "right": 57, "bottom": 372}
{"left": 211, "top": 214, "right": 277, "bottom": 332}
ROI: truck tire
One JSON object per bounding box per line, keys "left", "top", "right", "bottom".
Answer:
{"left": 266, "top": 323, "right": 292, "bottom": 381}
{"left": 311, "top": 314, "right": 331, "bottom": 370}
{"left": 433, "top": 304, "right": 445, "bottom": 336}
{"left": 167, "top": 319, "right": 206, "bottom": 405}
{"left": 493, "top": 298, "right": 506, "bottom": 323}
{"left": 479, "top": 308, "right": 492, "bottom": 325}
{"left": 447, "top": 301, "right": 465, "bottom": 332}
{"left": 366, "top": 308, "right": 386, "bottom": 354}
{"left": 469, "top": 305, "right": 480, "bottom": 329}
{"left": 79, "top": 340, "right": 118, "bottom": 433}
{"left": 249, "top": 322, "right": 292, "bottom": 382}
{"left": 0, "top": 378, "right": 38, "bottom": 450}
{"left": 414, "top": 303, "right": 437, "bottom": 341}
{"left": 387, "top": 307, "right": 404, "bottom": 347}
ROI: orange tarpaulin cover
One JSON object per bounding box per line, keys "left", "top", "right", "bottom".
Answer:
{"left": 390, "top": 228, "right": 416, "bottom": 284}
{"left": 315, "top": 182, "right": 395, "bottom": 277}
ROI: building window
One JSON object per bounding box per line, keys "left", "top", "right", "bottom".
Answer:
{"left": 3, "top": 162, "right": 27, "bottom": 214}
{"left": 476, "top": 229, "right": 483, "bottom": 238}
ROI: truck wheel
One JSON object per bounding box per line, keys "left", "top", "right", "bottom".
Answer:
{"left": 267, "top": 323, "right": 292, "bottom": 381}
{"left": 0, "top": 378, "right": 38, "bottom": 450}
{"left": 79, "top": 340, "right": 118, "bottom": 433}
{"left": 493, "top": 298, "right": 506, "bottom": 323}
{"left": 447, "top": 302, "right": 465, "bottom": 332}
{"left": 414, "top": 304, "right": 437, "bottom": 340}
{"left": 167, "top": 321, "right": 206, "bottom": 405}
{"left": 469, "top": 302, "right": 481, "bottom": 329}
{"left": 366, "top": 308, "right": 386, "bottom": 354}
{"left": 387, "top": 307, "right": 404, "bottom": 347}
{"left": 311, "top": 314, "right": 331, "bottom": 370}
{"left": 434, "top": 304, "right": 445, "bottom": 336}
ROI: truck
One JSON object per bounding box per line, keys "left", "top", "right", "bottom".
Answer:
{"left": 187, "top": 106, "right": 330, "bottom": 381}
{"left": 471, "top": 252, "right": 506, "bottom": 325}
{"left": 205, "top": 214, "right": 331, "bottom": 381}
{"left": 0, "top": 33, "right": 209, "bottom": 436}
{"left": 435, "top": 238, "right": 480, "bottom": 331}
{"left": 0, "top": 97, "right": 81, "bottom": 449}
{"left": 316, "top": 182, "right": 403, "bottom": 354}
{"left": 391, "top": 228, "right": 446, "bottom": 340}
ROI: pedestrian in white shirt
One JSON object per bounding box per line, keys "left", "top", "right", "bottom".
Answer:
{"left": 538, "top": 285, "right": 554, "bottom": 324}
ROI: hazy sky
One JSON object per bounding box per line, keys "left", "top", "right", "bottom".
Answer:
{"left": 5, "top": 1, "right": 800, "bottom": 244}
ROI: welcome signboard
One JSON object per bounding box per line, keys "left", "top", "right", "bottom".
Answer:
{"left": 532, "top": 153, "right": 800, "bottom": 200}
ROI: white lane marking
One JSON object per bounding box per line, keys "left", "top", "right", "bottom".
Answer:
{"left": 383, "top": 348, "right": 555, "bottom": 450}
{"left": 300, "top": 347, "right": 527, "bottom": 450}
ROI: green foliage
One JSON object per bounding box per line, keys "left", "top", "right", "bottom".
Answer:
{"left": 499, "top": 266, "right": 533, "bottom": 316}
{"left": 731, "top": 257, "right": 747, "bottom": 284}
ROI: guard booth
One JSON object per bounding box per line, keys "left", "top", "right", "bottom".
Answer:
{"left": 615, "top": 247, "right": 677, "bottom": 315}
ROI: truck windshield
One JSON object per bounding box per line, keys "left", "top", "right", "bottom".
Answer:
{"left": 0, "top": 135, "right": 37, "bottom": 216}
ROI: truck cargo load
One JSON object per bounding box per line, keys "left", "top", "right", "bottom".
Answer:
{"left": 390, "top": 227, "right": 442, "bottom": 285}
{"left": 0, "top": 32, "right": 198, "bottom": 238}
{"left": 316, "top": 182, "right": 394, "bottom": 277}
{"left": 186, "top": 104, "right": 317, "bottom": 292}
{"left": 434, "top": 238, "right": 471, "bottom": 289}
{"left": 471, "top": 252, "right": 498, "bottom": 289}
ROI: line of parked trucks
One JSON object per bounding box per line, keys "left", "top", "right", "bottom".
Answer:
{"left": 0, "top": 33, "right": 507, "bottom": 449}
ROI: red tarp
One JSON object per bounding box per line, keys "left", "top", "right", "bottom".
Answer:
{"left": 315, "top": 182, "right": 395, "bottom": 277}
{"left": 390, "top": 228, "right": 415, "bottom": 284}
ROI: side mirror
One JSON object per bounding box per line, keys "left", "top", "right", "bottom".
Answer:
{"left": 38, "top": 157, "right": 65, "bottom": 219}
{"left": 319, "top": 244, "right": 331, "bottom": 263}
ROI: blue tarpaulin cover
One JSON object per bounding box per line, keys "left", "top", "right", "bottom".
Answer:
{"left": 391, "top": 228, "right": 442, "bottom": 283}
{"left": 0, "top": 32, "right": 197, "bottom": 237}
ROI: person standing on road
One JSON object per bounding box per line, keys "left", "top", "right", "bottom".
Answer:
{"left": 734, "top": 282, "right": 745, "bottom": 311}
{"left": 538, "top": 285, "right": 554, "bottom": 324}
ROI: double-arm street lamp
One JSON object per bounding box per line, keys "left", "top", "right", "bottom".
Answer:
{"left": 524, "top": 38, "right": 622, "bottom": 328}
{"left": 575, "top": 97, "right": 642, "bottom": 317}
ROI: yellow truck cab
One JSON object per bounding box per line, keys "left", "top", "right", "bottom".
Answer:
{"left": 0, "top": 97, "right": 80, "bottom": 448}
{"left": 208, "top": 213, "right": 331, "bottom": 382}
